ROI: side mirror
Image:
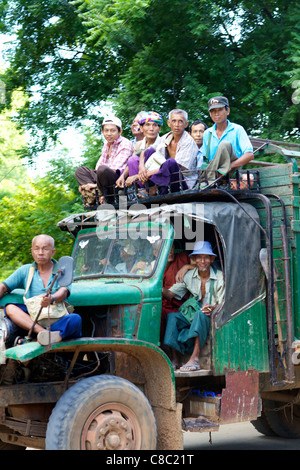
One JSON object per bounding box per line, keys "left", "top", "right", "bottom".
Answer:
{"left": 259, "top": 248, "right": 278, "bottom": 281}
{"left": 56, "top": 256, "right": 74, "bottom": 287}
{"left": 259, "top": 248, "right": 269, "bottom": 280}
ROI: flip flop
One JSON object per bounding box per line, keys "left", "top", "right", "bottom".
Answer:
{"left": 137, "top": 189, "right": 148, "bottom": 198}
{"left": 179, "top": 362, "right": 200, "bottom": 372}
{"left": 13, "top": 336, "right": 25, "bottom": 346}
{"left": 37, "top": 330, "right": 62, "bottom": 346}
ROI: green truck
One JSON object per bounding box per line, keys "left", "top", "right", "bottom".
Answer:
{"left": 0, "top": 139, "right": 300, "bottom": 450}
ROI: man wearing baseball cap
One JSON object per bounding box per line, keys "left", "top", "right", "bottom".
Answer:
{"left": 163, "top": 240, "right": 224, "bottom": 372}
{"left": 201, "top": 95, "right": 253, "bottom": 183}
{"left": 75, "top": 116, "right": 133, "bottom": 206}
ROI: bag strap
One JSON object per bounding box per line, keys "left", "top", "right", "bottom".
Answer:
{"left": 209, "top": 278, "right": 215, "bottom": 304}
{"left": 208, "top": 266, "right": 217, "bottom": 304}
{"left": 23, "top": 266, "right": 36, "bottom": 300}
{"left": 203, "top": 132, "right": 212, "bottom": 164}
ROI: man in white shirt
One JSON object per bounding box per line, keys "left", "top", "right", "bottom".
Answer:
{"left": 130, "top": 109, "right": 198, "bottom": 195}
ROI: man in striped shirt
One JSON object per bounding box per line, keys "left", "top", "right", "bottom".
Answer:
{"left": 75, "top": 116, "right": 133, "bottom": 205}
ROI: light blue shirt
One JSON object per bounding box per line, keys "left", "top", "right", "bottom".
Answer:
{"left": 196, "top": 146, "right": 203, "bottom": 169}
{"left": 3, "top": 260, "right": 70, "bottom": 299}
{"left": 202, "top": 120, "right": 253, "bottom": 161}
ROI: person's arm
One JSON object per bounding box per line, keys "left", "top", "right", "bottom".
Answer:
{"left": 41, "top": 287, "right": 69, "bottom": 308}
{"left": 201, "top": 130, "right": 209, "bottom": 159}
{"left": 0, "top": 266, "right": 26, "bottom": 298}
{"left": 230, "top": 151, "right": 254, "bottom": 168}
{"left": 115, "top": 166, "right": 129, "bottom": 188}
{"left": 201, "top": 304, "right": 216, "bottom": 315}
{"left": 0, "top": 283, "right": 8, "bottom": 299}
{"left": 162, "top": 288, "right": 177, "bottom": 300}
{"left": 113, "top": 142, "right": 134, "bottom": 171}
{"left": 138, "top": 150, "right": 149, "bottom": 183}
{"left": 164, "top": 279, "right": 188, "bottom": 301}
{"left": 230, "top": 126, "right": 254, "bottom": 168}
{"left": 201, "top": 271, "right": 225, "bottom": 315}
{"left": 175, "top": 264, "right": 195, "bottom": 283}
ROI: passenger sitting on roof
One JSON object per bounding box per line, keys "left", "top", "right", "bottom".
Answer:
{"left": 123, "top": 109, "right": 198, "bottom": 196}
{"left": 200, "top": 96, "right": 254, "bottom": 184}
{"left": 131, "top": 112, "right": 145, "bottom": 146}
{"left": 189, "top": 119, "right": 208, "bottom": 169}
{"left": 116, "top": 111, "right": 163, "bottom": 190}
{"left": 163, "top": 241, "right": 224, "bottom": 372}
{"left": 75, "top": 116, "right": 133, "bottom": 206}
{"left": 133, "top": 111, "right": 162, "bottom": 154}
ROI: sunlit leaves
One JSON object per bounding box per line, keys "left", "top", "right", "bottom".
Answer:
{"left": 0, "top": 0, "right": 300, "bottom": 153}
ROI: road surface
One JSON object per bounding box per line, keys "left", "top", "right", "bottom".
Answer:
{"left": 26, "top": 421, "right": 300, "bottom": 451}
{"left": 183, "top": 421, "right": 300, "bottom": 450}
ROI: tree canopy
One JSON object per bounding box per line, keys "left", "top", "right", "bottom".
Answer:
{"left": 0, "top": 0, "right": 300, "bottom": 276}
{"left": 0, "top": 0, "right": 299, "bottom": 159}
{"left": 0, "top": 89, "right": 29, "bottom": 197}
{"left": 0, "top": 172, "right": 78, "bottom": 279}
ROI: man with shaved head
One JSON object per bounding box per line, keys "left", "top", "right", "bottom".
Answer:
{"left": 0, "top": 234, "right": 81, "bottom": 346}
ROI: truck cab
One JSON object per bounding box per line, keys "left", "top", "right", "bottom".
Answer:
{"left": 0, "top": 139, "right": 300, "bottom": 449}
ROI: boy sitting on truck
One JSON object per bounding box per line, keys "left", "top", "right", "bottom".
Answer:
{"left": 163, "top": 241, "right": 224, "bottom": 372}
{"left": 75, "top": 116, "right": 133, "bottom": 205}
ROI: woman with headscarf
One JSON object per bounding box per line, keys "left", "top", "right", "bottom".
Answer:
{"left": 115, "top": 111, "right": 163, "bottom": 190}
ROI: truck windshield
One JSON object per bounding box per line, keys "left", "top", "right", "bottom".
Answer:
{"left": 72, "top": 230, "right": 164, "bottom": 279}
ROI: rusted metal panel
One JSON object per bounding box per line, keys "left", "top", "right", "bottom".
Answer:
{"left": 0, "top": 382, "right": 69, "bottom": 406}
{"left": 220, "top": 369, "right": 260, "bottom": 423}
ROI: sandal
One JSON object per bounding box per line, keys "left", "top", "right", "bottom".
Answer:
{"left": 37, "top": 330, "right": 62, "bottom": 346}
{"left": 179, "top": 361, "right": 200, "bottom": 372}
{"left": 14, "top": 336, "right": 25, "bottom": 346}
{"left": 137, "top": 189, "right": 148, "bottom": 198}
{"left": 137, "top": 186, "right": 157, "bottom": 198}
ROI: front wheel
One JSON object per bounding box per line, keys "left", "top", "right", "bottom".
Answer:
{"left": 45, "top": 375, "right": 157, "bottom": 450}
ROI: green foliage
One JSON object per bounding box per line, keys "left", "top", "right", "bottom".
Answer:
{"left": 0, "top": 175, "right": 77, "bottom": 280}
{"left": 0, "top": 118, "right": 102, "bottom": 279}
{"left": 0, "top": 0, "right": 300, "bottom": 157}
{"left": 0, "top": 0, "right": 300, "bottom": 278}
{"left": 0, "top": 90, "right": 29, "bottom": 197}
{"left": 0, "top": 0, "right": 121, "bottom": 158}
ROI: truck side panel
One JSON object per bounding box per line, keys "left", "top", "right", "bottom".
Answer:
{"left": 213, "top": 301, "right": 269, "bottom": 374}
{"left": 252, "top": 163, "right": 300, "bottom": 339}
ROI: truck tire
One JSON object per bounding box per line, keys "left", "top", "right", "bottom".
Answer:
{"left": 263, "top": 399, "right": 300, "bottom": 438}
{"left": 250, "top": 414, "right": 277, "bottom": 437}
{"left": 45, "top": 375, "right": 157, "bottom": 450}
